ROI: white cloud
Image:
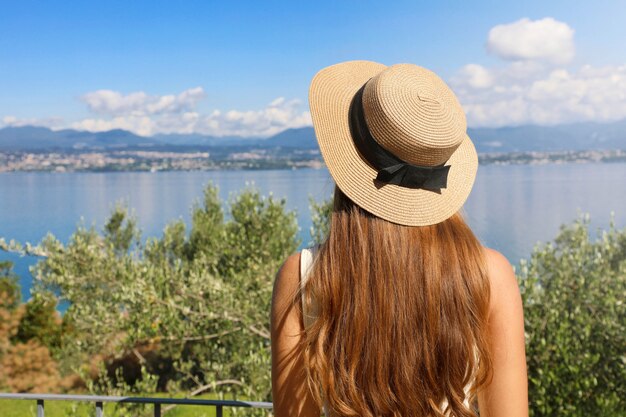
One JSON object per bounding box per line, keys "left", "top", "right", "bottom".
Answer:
{"left": 451, "top": 63, "right": 626, "bottom": 127}
{"left": 1, "top": 115, "right": 64, "bottom": 129}
{"left": 70, "top": 116, "right": 156, "bottom": 136}
{"left": 447, "top": 18, "right": 626, "bottom": 127}
{"left": 450, "top": 64, "right": 493, "bottom": 89}
{"left": 68, "top": 90, "right": 311, "bottom": 137}
{"left": 1, "top": 87, "right": 312, "bottom": 137}
{"left": 487, "top": 17, "right": 575, "bottom": 65}
{"left": 80, "top": 87, "right": 206, "bottom": 117}
{"left": 195, "top": 97, "right": 312, "bottom": 137}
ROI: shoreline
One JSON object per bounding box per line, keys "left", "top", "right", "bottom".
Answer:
{"left": 1, "top": 148, "right": 626, "bottom": 173}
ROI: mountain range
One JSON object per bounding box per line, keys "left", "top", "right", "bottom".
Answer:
{"left": 2, "top": 120, "right": 626, "bottom": 153}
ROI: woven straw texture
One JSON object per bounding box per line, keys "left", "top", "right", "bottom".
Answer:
{"left": 308, "top": 60, "right": 478, "bottom": 226}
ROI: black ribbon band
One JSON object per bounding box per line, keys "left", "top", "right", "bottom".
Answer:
{"left": 349, "top": 85, "right": 450, "bottom": 191}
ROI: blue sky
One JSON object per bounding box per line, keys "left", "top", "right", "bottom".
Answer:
{"left": 1, "top": 0, "right": 626, "bottom": 137}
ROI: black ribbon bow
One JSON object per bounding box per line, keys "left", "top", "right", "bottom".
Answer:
{"left": 349, "top": 85, "right": 450, "bottom": 191}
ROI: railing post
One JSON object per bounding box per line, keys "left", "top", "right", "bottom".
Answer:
{"left": 216, "top": 404, "right": 223, "bottom": 417}
{"left": 37, "top": 399, "right": 44, "bottom": 417}
{"left": 95, "top": 400, "right": 103, "bottom": 417}
{"left": 154, "top": 403, "right": 161, "bottom": 417}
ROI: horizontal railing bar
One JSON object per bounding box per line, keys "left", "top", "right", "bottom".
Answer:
{"left": 0, "top": 393, "right": 272, "bottom": 408}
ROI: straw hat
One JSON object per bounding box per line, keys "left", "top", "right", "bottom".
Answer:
{"left": 309, "top": 60, "right": 478, "bottom": 226}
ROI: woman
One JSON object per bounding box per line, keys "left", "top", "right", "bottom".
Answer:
{"left": 271, "top": 61, "right": 528, "bottom": 417}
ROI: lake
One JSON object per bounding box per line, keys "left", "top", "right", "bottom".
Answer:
{"left": 1, "top": 163, "right": 626, "bottom": 301}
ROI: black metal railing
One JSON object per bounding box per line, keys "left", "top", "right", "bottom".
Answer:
{"left": 0, "top": 393, "right": 273, "bottom": 417}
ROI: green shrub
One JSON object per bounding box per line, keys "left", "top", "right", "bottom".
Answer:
{"left": 519, "top": 215, "right": 626, "bottom": 416}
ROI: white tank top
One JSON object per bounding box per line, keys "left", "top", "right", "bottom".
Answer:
{"left": 300, "top": 246, "right": 320, "bottom": 330}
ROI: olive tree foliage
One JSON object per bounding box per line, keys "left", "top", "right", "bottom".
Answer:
{"left": 309, "top": 197, "right": 332, "bottom": 246}
{"left": 518, "top": 215, "right": 626, "bottom": 417}
{"left": 6, "top": 184, "right": 300, "bottom": 404}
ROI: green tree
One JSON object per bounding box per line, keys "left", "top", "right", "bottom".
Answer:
{"left": 0, "top": 261, "right": 63, "bottom": 393}
{"left": 519, "top": 216, "right": 626, "bottom": 416}
{"left": 21, "top": 183, "right": 299, "bottom": 409}
{"left": 0, "top": 261, "right": 20, "bottom": 310}
{"left": 309, "top": 197, "right": 332, "bottom": 246}
{"left": 15, "top": 291, "right": 63, "bottom": 355}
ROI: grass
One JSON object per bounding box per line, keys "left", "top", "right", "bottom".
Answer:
{"left": 0, "top": 393, "right": 269, "bottom": 417}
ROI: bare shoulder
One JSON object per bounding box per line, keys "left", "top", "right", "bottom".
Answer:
{"left": 274, "top": 253, "right": 301, "bottom": 287}
{"left": 478, "top": 247, "right": 529, "bottom": 416}
{"left": 272, "top": 253, "right": 302, "bottom": 308}
{"left": 482, "top": 247, "right": 522, "bottom": 312}
{"left": 271, "top": 251, "right": 320, "bottom": 416}
{"left": 483, "top": 246, "right": 513, "bottom": 274}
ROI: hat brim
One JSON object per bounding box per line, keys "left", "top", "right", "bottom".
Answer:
{"left": 309, "top": 60, "right": 478, "bottom": 226}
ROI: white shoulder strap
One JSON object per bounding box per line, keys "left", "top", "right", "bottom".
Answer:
{"left": 300, "top": 246, "right": 319, "bottom": 329}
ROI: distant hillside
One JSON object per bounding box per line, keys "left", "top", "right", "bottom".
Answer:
{"left": 469, "top": 119, "right": 626, "bottom": 153}
{"left": 0, "top": 126, "right": 158, "bottom": 151}
{"left": 261, "top": 127, "right": 317, "bottom": 148}
{"left": 2, "top": 119, "right": 626, "bottom": 153}
{"left": 259, "top": 121, "right": 626, "bottom": 152}
{"left": 152, "top": 132, "right": 260, "bottom": 147}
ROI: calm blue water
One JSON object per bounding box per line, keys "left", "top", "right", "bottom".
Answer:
{"left": 1, "top": 163, "right": 626, "bottom": 302}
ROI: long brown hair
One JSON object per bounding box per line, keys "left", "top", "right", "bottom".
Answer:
{"left": 302, "top": 187, "right": 493, "bottom": 417}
